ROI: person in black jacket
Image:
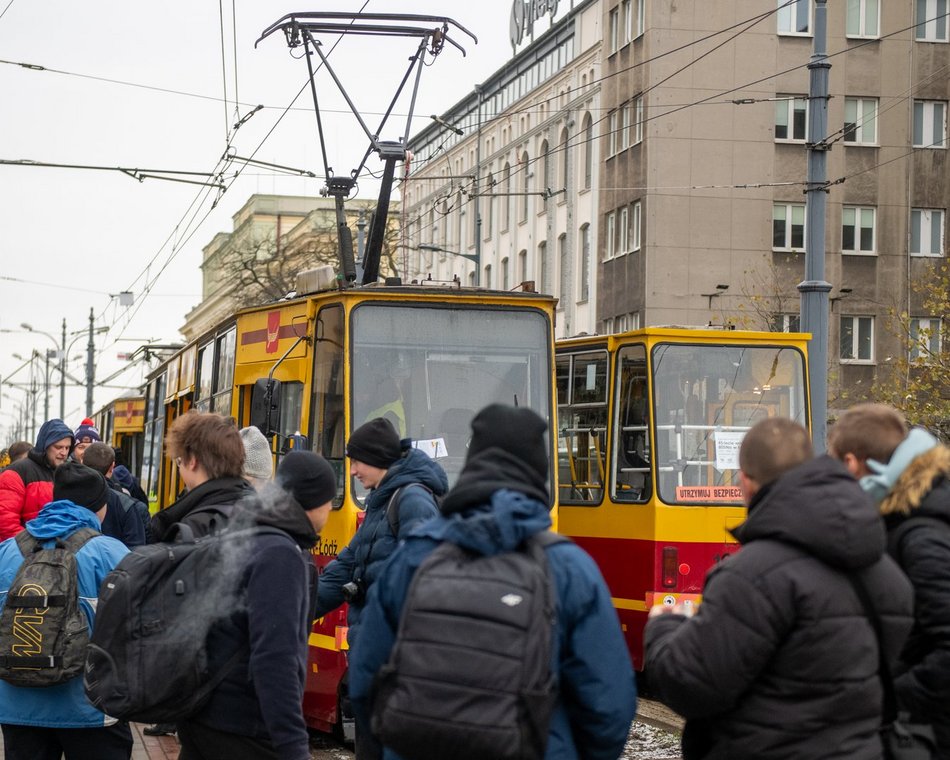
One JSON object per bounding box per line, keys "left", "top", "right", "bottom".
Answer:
{"left": 645, "top": 417, "right": 914, "bottom": 760}
{"left": 82, "top": 443, "right": 147, "bottom": 547}
{"left": 829, "top": 403, "right": 950, "bottom": 759}
{"left": 176, "top": 450, "right": 337, "bottom": 760}
{"left": 149, "top": 412, "right": 257, "bottom": 542}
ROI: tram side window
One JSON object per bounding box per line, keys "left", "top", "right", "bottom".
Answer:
{"left": 194, "top": 342, "right": 214, "bottom": 413}
{"left": 211, "top": 328, "right": 236, "bottom": 414}
{"left": 310, "top": 305, "right": 345, "bottom": 505}
{"left": 557, "top": 351, "right": 608, "bottom": 505}
{"left": 614, "top": 345, "right": 651, "bottom": 503}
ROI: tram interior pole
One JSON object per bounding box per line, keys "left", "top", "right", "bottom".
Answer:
{"left": 798, "top": 0, "right": 833, "bottom": 452}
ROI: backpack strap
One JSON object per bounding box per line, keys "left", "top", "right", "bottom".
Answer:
{"left": 887, "top": 516, "right": 950, "bottom": 566}
{"left": 385, "top": 483, "right": 435, "bottom": 538}
{"left": 7, "top": 527, "right": 99, "bottom": 610}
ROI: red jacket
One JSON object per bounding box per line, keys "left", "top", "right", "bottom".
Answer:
{"left": 0, "top": 450, "right": 55, "bottom": 540}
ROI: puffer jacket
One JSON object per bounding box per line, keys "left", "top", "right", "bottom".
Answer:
{"left": 349, "top": 489, "right": 637, "bottom": 760}
{"left": 645, "top": 455, "right": 914, "bottom": 760}
{"left": 0, "top": 501, "right": 128, "bottom": 727}
{"left": 314, "top": 448, "right": 447, "bottom": 647}
{"left": 880, "top": 444, "right": 950, "bottom": 759}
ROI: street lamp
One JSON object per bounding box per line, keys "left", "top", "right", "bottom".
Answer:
{"left": 416, "top": 244, "right": 480, "bottom": 284}
{"left": 21, "top": 321, "right": 64, "bottom": 420}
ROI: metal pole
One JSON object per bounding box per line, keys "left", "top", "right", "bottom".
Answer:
{"left": 798, "top": 0, "right": 833, "bottom": 452}
{"left": 43, "top": 351, "right": 49, "bottom": 422}
{"left": 60, "top": 318, "right": 66, "bottom": 419}
{"left": 474, "top": 84, "right": 482, "bottom": 286}
{"left": 85, "top": 308, "right": 95, "bottom": 416}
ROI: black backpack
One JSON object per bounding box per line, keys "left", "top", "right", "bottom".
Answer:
{"left": 0, "top": 528, "right": 99, "bottom": 687}
{"left": 83, "top": 522, "right": 294, "bottom": 723}
{"left": 370, "top": 531, "right": 567, "bottom": 760}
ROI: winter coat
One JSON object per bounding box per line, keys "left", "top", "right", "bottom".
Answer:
{"left": 100, "top": 487, "right": 147, "bottom": 547}
{"left": 0, "top": 500, "right": 128, "bottom": 727}
{"left": 0, "top": 450, "right": 56, "bottom": 541}
{"left": 148, "top": 476, "right": 257, "bottom": 542}
{"left": 645, "top": 455, "right": 914, "bottom": 760}
{"left": 314, "top": 448, "right": 447, "bottom": 647}
{"left": 879, "top": 444, "right": 950, "bottom": 758}
{"left": 186, "top": 485, "right": 318, "bottom": 760}
{"left": 349, "top": 488, "right": 637, "bottom": 760}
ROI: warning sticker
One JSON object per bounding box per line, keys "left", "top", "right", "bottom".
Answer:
{"left": 675, "top": 485, "right": 743, "bottom": 502}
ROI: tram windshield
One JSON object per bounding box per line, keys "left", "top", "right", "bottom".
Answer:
{"left": 650, "top": 342, "right": 807, "bottom": 506}
{"left": 350, "top": 303, "right": 553, "bottom": 498}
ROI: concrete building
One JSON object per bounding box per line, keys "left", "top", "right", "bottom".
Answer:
{"left": 403, "top": 0, "right": 604, "bottom": 338}
{"left": 598, "top": 0, "right": 948, "bottom": 407}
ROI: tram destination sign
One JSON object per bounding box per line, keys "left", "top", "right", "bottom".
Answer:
{"left": 510, "top": 0, "right": 564, "bottom": 51}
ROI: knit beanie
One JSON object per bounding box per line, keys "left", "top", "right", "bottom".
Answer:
{"left": 277, "top": 450, "right": 337, "bottom": 510}
{"left": 53, "top": 460, "right": 109, "bottom": 511}
{"left": 346, "top": 418, "right": 402, "bottom": 469}
{"left": 74, "top": 418, "right": 101, "bottom": 444}
{"left": 466, "top": 404, "right": 549, "bottom": 486}
{"left": 240, "top": 426, "right": 274, "bottom": 481}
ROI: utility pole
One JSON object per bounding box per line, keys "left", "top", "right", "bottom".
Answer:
{"left": 799, "top": 0, "right": 832, "bottom": 453}
{"left": 59, "top": 318, "right": 66, "bottom": 419}
{"left": 85, "top": 308, "right": 95, "bottom": 416}
{"left": 43, "top": 350, "right": 50, "bottom": 422}
{"left": 473, "top": 83, "right": 483, "bottom": 286}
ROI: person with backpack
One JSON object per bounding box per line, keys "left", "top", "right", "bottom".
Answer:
{"left": 0, "top": 460, "right": 131, "bottom": 759}
{"left": 0, "top": 419, "right": 74, "bottom": 541}
{"left": 349, "top": 404, "right": 637, "bottom": 760}
{"left": 829, "top": 403, "right": 950, "bottom": 758}
{"left": 149, "top": 411, "right": 257, "bottom": 542}
{"left": 82, "top": 442, "right": 149, "bottom": 547}
{"left": 645, "top": 418, "right": 914, "bottom": 759}
{"left": 315, "top": 416, "right": 447, "bottom": 760}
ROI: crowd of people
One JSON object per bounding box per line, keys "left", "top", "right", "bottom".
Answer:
{"left": 0, "top": 400, "right": 945, "bottom": 760}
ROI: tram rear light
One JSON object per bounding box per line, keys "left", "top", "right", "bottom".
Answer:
{"left": 662, "top": 546, "right": 678, "bottom": 589}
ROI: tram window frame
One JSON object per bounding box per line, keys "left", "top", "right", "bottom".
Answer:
{"left": 612, "top": 344, "right": 652, "bottom": 504}
{"left": 194, "top": 341, "right": 214, "bottom": 413}
{"left": 557, "top": 350, "right": 609, "bottom": 506}
{"left": 210, "top": 327, "right": 236, "bottom": 414}
{"left": 309, "top": 304, "right": 346, "bottom": 507}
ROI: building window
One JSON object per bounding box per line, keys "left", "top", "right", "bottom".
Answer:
{"left": 631, "top": 201, "right": 642, "bottom": 251}
{"left": 579, "top": 223, "right": 591, "bottom": 302}
{"left": 773, "top": 203, "right": 806, "bottom": 251}
{"left": 622, "top": 0, "right": 633, "bottom": 44}
{"left": 910, "top": 317, "right": 942, "bottom": 363}
{"left": 770, "top": 313, "right": 801, "bottom": 332}
{"left": 619, "top": 206, "right": 629, "bottom": 253}
{"left": 842, "top": 206, "right": 876, "bottom": 254}
{"left": 916, "top": 0, "right": 949, "bottom": 42}
{"left": 778, "top": 0, "right": 810, "bottom": 34}
{"left": 609, "top": 7, "right": 620, "bottom": 53}
{"left": 518, "top": 249, "right": 528, "bottom": 284}
{"left": 483, "top": 263, "right": 492, "bottom": 289}
{"left": 606, "top": 212, "right": 616, "bottom": 260}
{"left": 634, "top": 0, "right": 645, "bottom": 37}
{"left": 634, "top": 96, "right": 644, "bottom": 144}
{"left": 911, "top": 208, "right": 945, "bottom": 256}
{"left": 775, "top": 95, "right": 808, "bottom": 141}
{"left": 621, "top": 105, "right": 631, "bottom": 150}
{"left": 608, "top": 110, "right": 619, "bottom": 156}
{"left": 583, "top": 114, "right": 593, "bottom": 189}
{"left": 840, "top": 315, "right": 874, "bottom": 363}
{"left": 844, "top": 97, "right": 878, "bottom": 145}
{"left": 913, "top": 100, "right": 947, "bottom": 148}
{"left": 846, "top": 0, "right": 879, "bottom": 37}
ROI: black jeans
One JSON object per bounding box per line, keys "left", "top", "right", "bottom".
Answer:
{"left": 177, "top": 720, "right": 280, "bottom": 760}
{"left": 1, "top": 721, "right": 133, "bottom": 760}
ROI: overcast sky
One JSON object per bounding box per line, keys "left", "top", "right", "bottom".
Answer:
{"left": 0, "top": 0, "right": 541, "bottom": 440}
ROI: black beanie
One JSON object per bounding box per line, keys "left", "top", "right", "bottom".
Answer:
{"left": 53, "top": 460, "right": 109, "bottom": 512}
{"left": 467, "top": 404, "right": 549, "bottom": 484}
{"left": 277, "top": 451, "right": 337, "bottom": 510}
{"left": 346, "top": 418, "right": 402, "bottom": 469}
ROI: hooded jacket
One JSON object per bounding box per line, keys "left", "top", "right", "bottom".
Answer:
{"left": 878, "top": 443, "right": 950, "bottom": 758}
{"left": 349, "top": 485, "right": 637, "bottom": 760}
{"left": 148, "top": 476, "right": 256, "bottom": 542}
{"left": 314, "top": 447, "right": 447, "bottom": 646}
{"left": 0, "top": 500, "right": 128, "bottom": 728}
{"left": 185, "top": 486, "right": 318, "bottom": 760}
{"left": 0, "top": 419, "right": 74, "bottom": 540}
{"left": 645, "top": 455, "right": 914, "bottom": 760}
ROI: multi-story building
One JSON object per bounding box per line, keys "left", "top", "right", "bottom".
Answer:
{"left": 403, "top": 0, "right": 604, "bottom": 338}
{"left": 599, "top": 0, "right": 948, "bottom": 409}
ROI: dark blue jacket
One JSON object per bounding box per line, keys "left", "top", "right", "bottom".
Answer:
{"left": 314, "top": 448, "right": 447, "bottom": 646}
{"left": 100, "top": 488, "right": 147, "bottom": 547}
{"left": 349, "top": 490, "right": 637, "bottom": 760}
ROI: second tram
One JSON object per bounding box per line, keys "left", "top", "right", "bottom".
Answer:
{"left": 555, "top": 327, "right": 810, "bottom": 669}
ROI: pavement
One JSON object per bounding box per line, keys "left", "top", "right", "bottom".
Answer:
{"left": 0, "top": 722, "right": 181, "bottom": 759}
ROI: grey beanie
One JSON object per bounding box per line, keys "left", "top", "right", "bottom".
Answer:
{"left": 240, "top": 426, "right": 273, "bottom": 481}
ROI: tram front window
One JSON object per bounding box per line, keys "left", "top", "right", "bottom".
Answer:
{"left": 351, "top": 303, "right": 553, "bottom": 499}
{"left": 651, "top": 343, "right": 807, "bottom": 506}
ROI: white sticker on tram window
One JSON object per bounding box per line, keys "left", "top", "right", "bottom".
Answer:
{"left": 413, "top": 438, "right": 449, "bottom": 459}
{"left": 714, "top": 431, "right": 745, "bottom": 471}
{"left": 586, "top": 362, "right": 597, "bottom": 390}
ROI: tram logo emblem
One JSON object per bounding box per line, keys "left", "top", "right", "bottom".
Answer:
{"left": 266, "top": 311, "right": 281, "bottom": 354}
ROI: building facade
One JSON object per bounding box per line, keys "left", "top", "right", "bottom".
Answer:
{"left": 403, "top": 0, "right": 604, "bottom": 339}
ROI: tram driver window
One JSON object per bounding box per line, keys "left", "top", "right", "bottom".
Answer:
{"left": 613, "top": 345, "right": 651, "bottom": 503}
